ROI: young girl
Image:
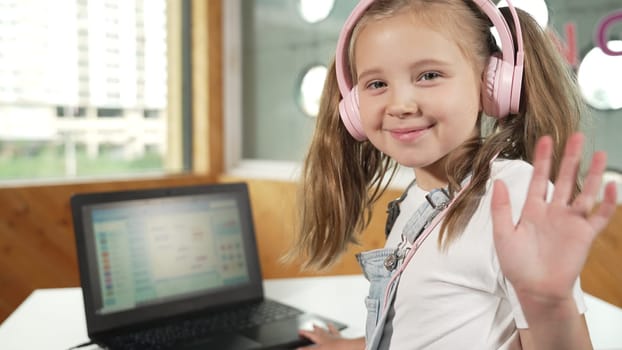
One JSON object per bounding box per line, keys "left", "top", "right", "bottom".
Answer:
{"left": 290, "top": 0, "right": 618, "bottom": 349}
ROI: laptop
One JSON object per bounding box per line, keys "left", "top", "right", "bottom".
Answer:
{"left": 71, "top": 182, "right": 347, "bottom": 350}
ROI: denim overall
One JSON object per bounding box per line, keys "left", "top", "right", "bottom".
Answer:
{"left": 356, "top": 187, "right": 451, "bottom": 350}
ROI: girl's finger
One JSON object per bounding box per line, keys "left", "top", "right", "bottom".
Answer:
{"left": 551, "top": 133, "right": 584, "bottom": 206}
{"left": 588, "top": 182, "right": 617, "bottom": 234}
{"left": 525, "top": 135, "right": 554, "bottom": 203}
{"left": 571, "top": 151, "right": 607, "bottom": 216}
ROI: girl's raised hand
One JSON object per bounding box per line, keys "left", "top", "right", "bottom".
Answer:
{"left": 490, "top": 133, "right": 617, "bottom": 304}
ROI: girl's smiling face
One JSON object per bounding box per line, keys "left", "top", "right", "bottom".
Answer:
{"left": 354, "top": 9, "right": 483, "bottom": 185}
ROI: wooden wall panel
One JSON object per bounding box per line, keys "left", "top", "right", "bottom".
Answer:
{"left": 581, "top": 205, "right": 622, "bottom": 307}
{"left": 0, "top": 175, "right": 216, "bottom": 323}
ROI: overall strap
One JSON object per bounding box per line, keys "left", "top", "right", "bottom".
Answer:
{"left": 402, "top": 188, "right": 451, "bottom": 243}
{"left": 381, "top": 181, "right": 470, "bottom": 310}
{"left": 382, "top": 186, "right": 450, "bottom": 271}
{"left": 385, "top": 178, "right": 417, "bottom": 237}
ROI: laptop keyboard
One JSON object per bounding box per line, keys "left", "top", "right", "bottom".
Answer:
{"left": 104, "top": 299, "right": 304, "bottom": 349}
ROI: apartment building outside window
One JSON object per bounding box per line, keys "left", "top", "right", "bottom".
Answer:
{"left": 0, "top": 0, "right": 174, "bottom": 181}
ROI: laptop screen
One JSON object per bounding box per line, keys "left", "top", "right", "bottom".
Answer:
{"left": 89, "top": 193, "right": 250, "bottom": 315}
{"left": 72, "top": 183, "right": 264, "bottom": 334}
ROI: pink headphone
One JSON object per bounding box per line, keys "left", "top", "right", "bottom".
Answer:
{"left": 335, "top": 0, "right": 525, "bottom": 141}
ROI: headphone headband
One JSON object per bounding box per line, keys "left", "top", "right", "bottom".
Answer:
{"left": 474, "top": 0, "right": 524, "bottom": 71}
{"left": 335, "top": 0, "right": 525, "bottom": 141}
{"left": 335, "top": 0, "right": 377, "bottom": 97}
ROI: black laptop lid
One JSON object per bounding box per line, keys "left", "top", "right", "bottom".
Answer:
{"left": 71, "top": 182, "right": 264, "bottom": 335}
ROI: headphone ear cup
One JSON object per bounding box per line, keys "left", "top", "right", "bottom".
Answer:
{"left": 338, "top": 86, "right": 367, "bottom": 141}
{"left": 482, "top": 54, "right": 514, "bottom": 118}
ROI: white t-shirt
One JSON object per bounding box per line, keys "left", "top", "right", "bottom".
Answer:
{"left": 381, "top": 159, "right": 586, "bottom": 349}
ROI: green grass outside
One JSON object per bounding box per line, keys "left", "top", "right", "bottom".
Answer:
{"left": 0, "top": 143, "right": 164, "bottom": 180}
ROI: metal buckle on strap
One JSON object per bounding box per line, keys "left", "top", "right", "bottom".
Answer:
{"left": 384, "top": 235, "right": 409, "bottom": 271}
{"left": 425, "top": 188, "right": 450, "bottom": 210}
{"left": 384, "top": 253, "right": 398, "bottom": 271}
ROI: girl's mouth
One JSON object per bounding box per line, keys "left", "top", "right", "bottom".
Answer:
{"left": 389, "top": 125, "right": 433, "bottom": 142}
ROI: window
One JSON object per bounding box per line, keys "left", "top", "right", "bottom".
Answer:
{"left": 297, "top": 64, "right": 328, "bottom": 118}
{"left": 0, "top": 0, "right": 186, "bottom": 181}
{"left": 96, "top": 108, "right": 123, "bottom": 118}
{"left": 143, "top": 109, "right": 161, "bottom": 119}
{"left": 298, "top": 0, "right": 335, "bottom": 24}
{"left": 56, "top": 106, "right": 86, "bottom": 118}
{"left": 577, "top": 41, "right": 622, "bottom": 110}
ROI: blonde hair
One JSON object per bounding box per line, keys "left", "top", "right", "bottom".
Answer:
{"left": 289, "top": 0, "right": 584, "bottom": 269}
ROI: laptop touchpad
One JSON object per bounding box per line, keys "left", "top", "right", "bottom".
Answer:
{"left": 178, "top": 333, "right": 261, "bottom": 350}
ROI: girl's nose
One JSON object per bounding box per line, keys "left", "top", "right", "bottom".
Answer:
{"left": 387, "top": 89, "right": 418, "bottom": 118}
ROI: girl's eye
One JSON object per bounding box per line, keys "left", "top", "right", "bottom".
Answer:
{"left": 366, "top": 81, "right": 387, "bottom": 89}
{"left": 419, "top": 72, "right": 441, "bottom": 81}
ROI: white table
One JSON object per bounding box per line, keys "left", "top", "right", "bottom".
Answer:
{"left": 0, "top": 275, "right": 621, "bottom": 350}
